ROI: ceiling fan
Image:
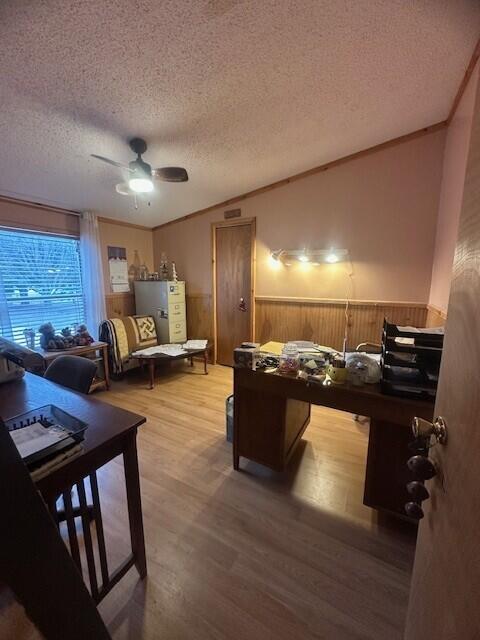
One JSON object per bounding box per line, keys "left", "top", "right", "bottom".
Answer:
{"left": 91, "top": 137, "right": 188, "bottom": 196}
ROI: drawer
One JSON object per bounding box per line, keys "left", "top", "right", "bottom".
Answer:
{"left": 167, "top": 281, "right": 185, "bottom": 301}
{"left": 169, "top": 320, "right": 187, "bottom": 343}
{"left": 168, "top": 301, "right": 186, "bottom": 321}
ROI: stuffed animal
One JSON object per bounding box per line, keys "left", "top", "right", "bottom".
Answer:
{"left": 74, "top": 324, "right": 94, "bottom": 346}
{"left": 38, "top": 322, "right": 66, "bottom": 350}
{"left": 61, "top": 326, "right": 76, "bottom": 348}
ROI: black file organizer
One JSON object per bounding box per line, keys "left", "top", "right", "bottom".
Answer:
{"left": 4, "top": 405, "right": 88, "bottom": 467}
{"left": 380, "top": 319, "right": 443, "bottom": 401}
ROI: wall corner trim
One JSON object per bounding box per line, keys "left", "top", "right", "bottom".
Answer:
{"left": 97, "top": 216, "right": 153, "bottom": 231}
{"left": 448, "top": 37, "right": 480, "bottom": 124}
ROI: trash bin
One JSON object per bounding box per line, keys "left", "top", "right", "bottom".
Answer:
{"left": 226, "top": 394, "right": 234, "bottom": 442}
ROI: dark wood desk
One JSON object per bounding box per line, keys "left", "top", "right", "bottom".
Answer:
{"left": 233, "top": 367, "right": 434, "bottom": 519}
{"left": 0, "top": 372, "right": 147, "bottom": 603}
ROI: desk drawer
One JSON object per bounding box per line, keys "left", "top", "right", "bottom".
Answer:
{"left": 168, "top": 301, "right": 186, "bottom": 321}
{"left": 167, "top": 282, "right": 185, "bottom": 301}
{"left": 169, "top": 320, "right": 187, "bottom": 343}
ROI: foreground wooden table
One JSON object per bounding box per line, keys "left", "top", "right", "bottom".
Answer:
{"left": 0, "top": 373, "right": 147, "bottom": 603}
{"left": 233, "top": 367, "right": 434, "bottom": 519}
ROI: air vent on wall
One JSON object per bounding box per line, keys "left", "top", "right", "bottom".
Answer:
{"left": 224, "top": 208, "right": 241, "bottom": 219}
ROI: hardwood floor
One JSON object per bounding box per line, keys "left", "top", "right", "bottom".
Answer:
{"left": 96, "top": 363, "right": 415, "bottom": 640}
{"left": 1, "top": 363, "right": 416, "bottom": 639}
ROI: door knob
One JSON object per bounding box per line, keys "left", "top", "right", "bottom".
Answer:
{"left": 405, "top": 501, "right": 424, "bottom": 520}
{"left": 238, "top": 297, "right": 247, "bottom": 312}
{"left": 407, "top": 455, "right": 437, "bottom": 480}
{"left": 406, "top": 480, "right": 430, "bottom": 501}
{"left": 412, "top": 416, "right": 447, "bottom": 445}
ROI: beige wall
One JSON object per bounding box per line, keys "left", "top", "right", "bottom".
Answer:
{"left": 428, "top": 61, "right": 480, "bottom": 314}
{"left": 98, "top": 219, "right": 154, "bottom": 294}
{"left": 153, "top": 129, "right": 445, "bottom": 303}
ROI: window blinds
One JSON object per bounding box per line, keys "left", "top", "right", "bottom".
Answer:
{"left": 0, "top": 229, "right": 86, "bottom": 345}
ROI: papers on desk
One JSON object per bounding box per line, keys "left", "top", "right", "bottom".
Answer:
{"left": 397, "top": 325, "right": 444, "bottom": 334}
{"left": 259, "top": 341, "right": 284, "bottom": 356}
{"left": 314, "top": 344, "right": 339, "bottom": 355}
{"left": 132, "top": 344, "right": 187, "bottom": 357}
{"left": 259, "top": 341, "right": 339, "bottom": 356}
{"left": 293, "top": 341, "right": 316, "bottom": 349}
{"left": 30, "top": 443, "right": 83, "bottom": 481}
{"left": 183, "top": 339, "right": 208, "bottom": 349}
{"left": 9, "top": 422, "right": 70, "bottom": 460}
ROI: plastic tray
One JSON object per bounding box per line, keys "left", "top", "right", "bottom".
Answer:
{"left": 5, "top": 404, "right": 88, "bottom": 467}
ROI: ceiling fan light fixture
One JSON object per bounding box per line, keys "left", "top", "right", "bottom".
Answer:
{"left": 129, "top": 177, "right": 154, "bottom": 193}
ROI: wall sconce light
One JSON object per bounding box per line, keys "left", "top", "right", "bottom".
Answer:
{"left": 271, "top": 249, "right": 284, "bottom": 262}
{"left": 270, "top": 248, "right": 348, "bottom": 265}
{"left": 325, "top": 251, "right": 340, "bottom": 263}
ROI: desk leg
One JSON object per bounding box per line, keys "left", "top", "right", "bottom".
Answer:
{"left": 233, "top": 372, "right": 239, "bottom": 470}
{"left": 102, "top": 345, "right": 110, "bottom": 390}
{"left": 123, "top": 431, "right": 147, "bottom": 578}
{"left": 233, "top": 451, "right": 240, "bottom": 470}
{"left": 148, "top": 359, "right": 155, "bottom": 390}
{"left": 203, "top": 350, "right": 208, "bottom": 375}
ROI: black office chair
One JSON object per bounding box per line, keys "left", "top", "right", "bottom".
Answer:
{"left": 44, "top": 355, "right": 97, "bottom": 394}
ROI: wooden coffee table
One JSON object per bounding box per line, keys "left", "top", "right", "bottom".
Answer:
{"left": 134, "top": 345, "right": 209, "bottom": 389}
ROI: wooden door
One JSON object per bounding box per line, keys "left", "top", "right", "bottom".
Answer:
{"left": 214, "top": 220, "right": 254, "bottom": 366}
{"left": 404, "top": 80, "right": 480, "bottom": 637}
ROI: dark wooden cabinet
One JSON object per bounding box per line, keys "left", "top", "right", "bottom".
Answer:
{"left": 235, "top": 382, "right": 310, "bottom": 471}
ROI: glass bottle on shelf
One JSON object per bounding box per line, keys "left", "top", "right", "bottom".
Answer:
{"left": 159, "top": 252, "right": 169, "bottom": 280}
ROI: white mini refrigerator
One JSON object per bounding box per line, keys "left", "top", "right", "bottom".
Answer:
{"left": 134, "top": 281, "right": 187, "bottom": 344}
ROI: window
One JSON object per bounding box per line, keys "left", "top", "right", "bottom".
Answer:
{"left": 0, "top": 228, "right": 85, "bottom": 346}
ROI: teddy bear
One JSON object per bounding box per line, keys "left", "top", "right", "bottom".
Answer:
{"left": 38, "top": 322, "right": 67, "bottom": 350}
{"left": 61, "top": 326, "right": 76, "bottom": 348}
{"left": 74, "top": 324, "right": 94, "bottom": 346}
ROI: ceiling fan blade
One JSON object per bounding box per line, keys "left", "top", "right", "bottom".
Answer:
{"left": 153, "top": 167, "right": 189, "bottom": 182}
{"left": 115, "top": 182, "right": 132, "bottom": 195}
{"left": 91, "top": 154, "right": 133, "bottom": 172}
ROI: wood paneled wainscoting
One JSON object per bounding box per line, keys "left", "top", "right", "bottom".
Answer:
{"left": 105, "top": 293, "right": 443, "bottom": 354}
{"left": 425, "top": 304, "right": 447, "bottom": 328}
{"left": 255, "top": 297, "right": 429, "bottom": 351}
{"left": 186, "top": 294, "right": 214, "bottom": 360}
{"left": 184, "top": 294, "right": 438, "bottom": 357}
{"left": 106, "top": 293, "right": 445, "bottom": 356}
{"left": 105, "top": 292, "right": 136, "bottom": 319}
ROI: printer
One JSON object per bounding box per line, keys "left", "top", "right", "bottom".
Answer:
{"left": 0, "top": 336, "right": 45, "bottom": 384}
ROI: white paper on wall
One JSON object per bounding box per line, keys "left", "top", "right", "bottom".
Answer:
{"left": 109, "top": 257, "right": 129, "bottom": 292}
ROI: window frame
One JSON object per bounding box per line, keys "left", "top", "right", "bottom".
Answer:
{"left": 0, "top": 226, "right": 86, "bottom": 346}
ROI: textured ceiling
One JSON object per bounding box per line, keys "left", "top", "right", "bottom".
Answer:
{"left": 0, "top": 1, "right": 479, "bottom": 226}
